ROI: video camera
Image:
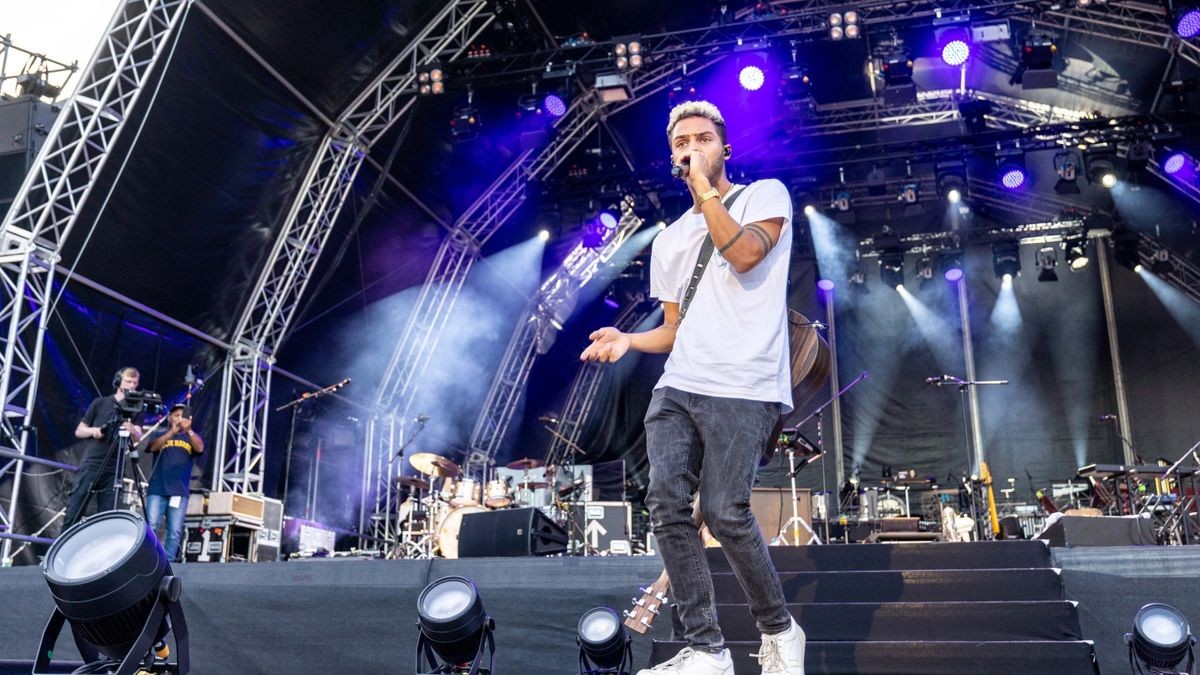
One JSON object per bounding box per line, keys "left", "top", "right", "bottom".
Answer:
{"left": 115, "top": 388, "right": 163, "bottom": 419}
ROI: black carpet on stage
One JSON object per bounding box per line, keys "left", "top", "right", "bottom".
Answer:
{"left": 0, "top": 555, "right": 670, "bottom": 675}
{"left": 1, "top": 544, "right": 1198, "bottom": 674}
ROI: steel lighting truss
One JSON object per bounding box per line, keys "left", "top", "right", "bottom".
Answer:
{"left": 464, "top": 199, "right": 644, "bottom": 477}
{"left": 543, "top": 301, "right": 656, "bottom": 472}
{"left": 1137, "top": 233, "right": 1200, "bottom": 306}
{"left": 212, "top": 0, "right": 497, "bottom": 494}
{"left": 0, "top": 0, "right": 191, "bottom": 564}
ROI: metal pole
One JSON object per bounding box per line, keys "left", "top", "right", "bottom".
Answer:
{"left": 955, "top": 279, "right": 985, "bottom": 474}
{"left": 823, "top": 290, "right": 845, "bottom": 510}
{"left": 1096, "top": 239, "right": 1137, "bottom": 465}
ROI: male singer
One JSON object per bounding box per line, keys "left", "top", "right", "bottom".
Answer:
{"left": 64, "top": 367, "right": 145, "bottom": 528}
{"left": 581, "top": 101, "right": 804, "bottom": 674}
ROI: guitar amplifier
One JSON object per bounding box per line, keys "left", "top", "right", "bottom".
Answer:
{"left": 571, "top": 501, "right": 632, "bottom": 555}
{"left": 206, "top": 492, "right": 265, "bottom": 523}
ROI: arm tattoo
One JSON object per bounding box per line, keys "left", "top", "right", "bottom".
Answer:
{"left": 717, "top": 229, "right": 745, "bottom": 255}
{"left": 744, "top": 223, "right": 777, "bottom": 257}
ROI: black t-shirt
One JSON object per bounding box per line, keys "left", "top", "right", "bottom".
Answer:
{"left": 147, "top": 431, "right": 199, "bottom": 497}
{"left": 79, "top": 396, "right": 122, "bottom": 463}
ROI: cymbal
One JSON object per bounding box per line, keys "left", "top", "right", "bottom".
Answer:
{"left": 506, "top": 457, "right": 544, "bottom": 470}
{"left": 409, "top": 452, "right": 460, "bottom": 478}
{"left": 393, "top": 475, "right": 431, "bottom": 490}
{"left": 516, "top": 481, "right": 550, "bottom": 490}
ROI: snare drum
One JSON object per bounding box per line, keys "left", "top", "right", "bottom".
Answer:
{"left": 483, "top": 479, "right": 512, "bottom": 508}
{"left": 450, "top": 478, "right": 481, "bottom": 507}
{"left": 435, "top": 505, "right": 487, "bottom": 559}
{"left": 878, "top": 494, "right": 904, "bottom": 518}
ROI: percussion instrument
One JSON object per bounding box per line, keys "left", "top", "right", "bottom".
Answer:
{"left": 435, "top": 505, "right": 487, "bottom": 559}
{"left": 409, "top": 452, "right": 460, "bottom": 478}
{"left": 450, "top": 478, "right": 481, "bottom": 507}
{"left": 483, "top": 479, "right": 512, "bottom": 508}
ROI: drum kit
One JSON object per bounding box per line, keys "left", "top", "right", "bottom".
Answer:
{"left": 391, "top": 453, "right": 582, "bottom": 559}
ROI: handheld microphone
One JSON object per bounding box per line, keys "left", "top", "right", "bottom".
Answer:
{"left": 671, "top": 158, "right": 689, "bottom": 178}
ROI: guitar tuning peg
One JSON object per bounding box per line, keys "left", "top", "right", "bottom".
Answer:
{"left": 648, "top": 606, "right": 660, "bottom": 615}
{"left": 637, "top": 586, "right": 649, "bottom": 594}
{"left": 623, "top": 610, "right": 634, "bottom": 619}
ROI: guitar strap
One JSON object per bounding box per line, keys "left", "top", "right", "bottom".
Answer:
{"left": 677, "top": 185, "right": 748, "bottom": 323}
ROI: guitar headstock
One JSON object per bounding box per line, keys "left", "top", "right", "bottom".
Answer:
{"left": 623, "top": 570, "right": 670, "bottom": 635}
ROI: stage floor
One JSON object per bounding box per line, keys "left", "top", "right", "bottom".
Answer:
{"left": 1, "top": 544, "right": 1197, "bottom": 674}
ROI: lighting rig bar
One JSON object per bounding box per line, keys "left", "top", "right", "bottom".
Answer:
{"left": 1137, "top": 232, "right": 1200, "bottom": 306}
{"left": 445, "top": 0, "right": 1041, "bottom": 87}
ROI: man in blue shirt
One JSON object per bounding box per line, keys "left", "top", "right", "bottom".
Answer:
{"left": 145, "top": 403, "right": 204, "bottom": 560}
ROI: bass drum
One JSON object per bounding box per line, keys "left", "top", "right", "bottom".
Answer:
{"left": 435, "top": 505, "right": 487, "bottom": 559}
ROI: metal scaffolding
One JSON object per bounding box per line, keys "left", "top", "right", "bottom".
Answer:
{"left": 0, "top": 0, "right": 192, "bottom": 565}
{"left": 544, "top": 301, "right": 657, "bottom": 472}
{"left": 212, "top": 0, "right": 496, "bottom": 494}
{"left": 464, "top": 199, "right": 645, "bottom": 477}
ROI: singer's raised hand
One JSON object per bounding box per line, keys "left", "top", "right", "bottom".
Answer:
{"left": 580, "top": 326, "right": 630, "bottom": 363}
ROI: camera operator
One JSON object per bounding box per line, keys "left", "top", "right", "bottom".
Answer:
{"left": 145, "top": 403, "right": 204, "bottom": 561}
{"left": 63, "top": 367, "right": 145, "bottom": 528}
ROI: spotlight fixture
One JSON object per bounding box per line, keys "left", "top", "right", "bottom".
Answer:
{"left": 879, "top": 250, "right": 906, "bottom": 289}
{"left": 416, "top": 576, "right": 495, "bottom": 675}
{"left": 1036, "top": 246, "right": 1059, "bottom": 282}
{"left": 1151, "top": 247, "right": 1175, "bottom": 276}
{"left": 817, "top": 278, "right": 836, "bottom": 291}
{"left": 781, "top": 63, "right": 813, "bottom": 102}
{"left": 1017, "top": 30, "right": 1058, "bottom": 89}
{"left": 915, "top": 255, "right": 935, "bottom": 287}
{"left": 1053, "top": 150, "right": 1082, "bottom": 194}
{"left": 542, "top": 91, "right": 568, "bottom": 118}
{"left": 1173, "top": 3, "right": 1200, "bottom": 39}
{"left": 613, "top": 35, "right": 644, "bottom": 71}
{"left": 831, "top": 188, "right": 852, "bottom": 212}
{"left": 992, "top": 241, "right": 1021, "bottom": 280}
{"left": 939, "top": 28, "right": 972, "bottom": 67}
{"left": 1063, "top": 232, "right": 1090, "bottom": 271}
{"left": 538, "top": 228, "right": 552, "bottom": 242}
{"left": 1083, "top": 143, "right": 1118, "bottom": 187}
{"left": 1126, "top": 603, "right": 1195, "bottom": 674}
{"left": 828, "top": 10, "right": 860, "bottom": 40}
{"left": 37, "top": 511, "right": 189, "bottom": 674}
{"left": 594, "top": 73, "right": 633, "bottom": 103}
{"left": 1112, "top": 227, "right": 1140, "bottom": 271}
{"left": 936, "top": 160, "right": 967, "bottom": 203}
{"left": 417, "top": 62, "right": 446, "bottom": 96}
{"left": 959, "top": 99, "right": 993, "bottom": 134}
{"left": 577, "top": 607, "right": 633, "bottom": 674}
{"left": 996, "top": 148, "right": 1028, "bottom": 190}
{"left": 939, "top": 249, "right": 964, "bottom": 282}
{"left": 450, "top": 105, "right": 482, "bottom": 141}
{"left": 739, "top": 64, "right": 766, "bottom": 91}
{"left": 582, "top": 208, "right": 619, "bottom": 249}
{"left": 898, "top": 182, "right": 919, "bottom": 205}
{"left": 878, "top": 44, "right": 916, "bottom": 105}
{"left": 1162, "top": 150, "right": 1189, "bottom": 175}
{"left": 15, "top": 73, "right": 61, "bottom": 100}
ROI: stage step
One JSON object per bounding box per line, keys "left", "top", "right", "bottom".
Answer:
{"left": 672, "top": 601, "right": 1083, "bottom": 642}
{"left": 713, "top": 567, "right": 1064, "bottom": 604}
{"left": 705, "top": 540, "right": 1052, "bottom": 573}
{"left": 648, "top": 639, "right": 1099, "bottom": 674}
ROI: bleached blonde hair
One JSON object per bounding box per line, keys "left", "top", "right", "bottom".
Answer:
{"left": 665, "top": 100, "right": 727, "bottom": 145}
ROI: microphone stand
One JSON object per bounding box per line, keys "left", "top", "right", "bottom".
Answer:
{"left": 276, "top": 378, "right": 350, "bottom": 516}
{"left": 927, "top": 374, "right": 1008, "bottom": 540}
{"left": 790, "top": 371, "right": 869, "bottom": 543}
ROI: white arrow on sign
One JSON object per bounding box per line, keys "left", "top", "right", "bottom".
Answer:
{"left": 584, "top": 519, "right": 608, "bottom": 549}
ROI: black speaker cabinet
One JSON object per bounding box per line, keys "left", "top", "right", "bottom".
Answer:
{"left": 457, "top": 507, "right": 568, "bottom": 557}
{"left": 1037, "top": 515, "right": 1157, "bottom": 547}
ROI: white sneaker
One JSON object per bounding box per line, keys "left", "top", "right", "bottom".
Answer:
{"left": 637, "top": 646, "right": 735, "bottom": 674}
{"left": 753, "top": 618, "right": 805, "bottom": 674}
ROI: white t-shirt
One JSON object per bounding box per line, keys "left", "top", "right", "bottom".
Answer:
{"left": 649, "top": 179, "right": 794, "bottom": 412}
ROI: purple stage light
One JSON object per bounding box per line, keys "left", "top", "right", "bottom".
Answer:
{"left": 941, "top": 39, "right": 970, "bottom": 67}
{"left": 944, "top": 267, "right": 964, "bottom": 282}
{"left": 739, "top": 65, "right": 765, "bottom": 92}
{"left": 1177, "top": 9, "right": 1200, "bottom": 39}
{"left": 599, "top": 210, "right": 618, "bottom": 229}
{"left": 817, "top": 279, "right": 836, "bottom": 292}
{"left": 1163, "top": 152, "right": 1187, "bottom": 175}
{"left": 603, "top": 295, "right": 620, "bottom": 309}
{"left": 1000, "top": 167, "right": 1027, "bottom": 189}
{"left": 543, "top": 93, "right": 567, "bottom": 118}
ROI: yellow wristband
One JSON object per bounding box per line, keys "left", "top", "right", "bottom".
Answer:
{"left": 698, "top": 187, "right": 720, "bottom": 205}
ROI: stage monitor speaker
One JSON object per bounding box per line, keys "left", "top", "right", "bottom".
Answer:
{"left": 457, "top": 507, "right": 568, "bottom": 557}
{"left": 1037, "top": 515, "right": 1156, "bottom": 547}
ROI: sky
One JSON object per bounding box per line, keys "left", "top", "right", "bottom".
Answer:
{"left": 1, "top": 0, "right": 122, "bottom": 98}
